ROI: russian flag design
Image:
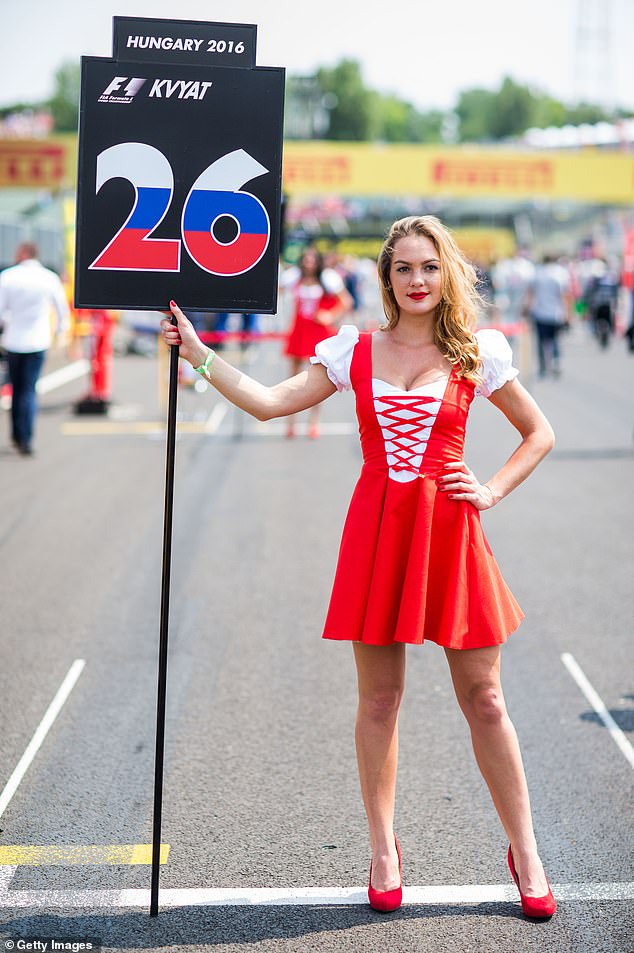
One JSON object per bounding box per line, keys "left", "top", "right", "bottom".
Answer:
{"left": 91, "top": 187, "right": 180, "bottom": 271}
{"left": 89, "top": 143, "right": 181, "bottom": 272}
{"left": 182, "top": 189, "right": 270, "bottom": 276}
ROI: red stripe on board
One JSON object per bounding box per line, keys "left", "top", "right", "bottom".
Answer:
{"left": 91, "top": 229, "right": 180, "bottom": 271}
{"left": 183, "top": 231, "right": 268, "bottom": 276}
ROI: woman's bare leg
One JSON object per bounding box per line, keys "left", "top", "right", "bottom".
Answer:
{"left": 444, "top": 645, "right": 549, "bottom": 895}
{"left": 353, "top": 642, "right": 406, "bottom": 891}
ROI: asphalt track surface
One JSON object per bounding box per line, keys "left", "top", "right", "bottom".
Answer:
{"left": 0, "top": 325, "right": 632, "bottom": 953}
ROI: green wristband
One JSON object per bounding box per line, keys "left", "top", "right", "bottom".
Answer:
{"left": 193, "top": 348, "right": 215, "bottom": 378}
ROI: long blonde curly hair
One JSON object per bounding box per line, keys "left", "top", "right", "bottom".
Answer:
{"left": 377, "top": 216, "right": 482, "bottom": 383}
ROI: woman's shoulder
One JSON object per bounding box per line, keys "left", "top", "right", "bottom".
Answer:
{"left": 474, "top": 327, "right": 512, "bottom": 355}
{"left": 309, "top": 325, "right": 360, "bottom": 391}
{"left": 474, "top": 328, "right": 519, "bottom": 397}
{"left": 318, "top": 324, "right": 360, "bottom": 357}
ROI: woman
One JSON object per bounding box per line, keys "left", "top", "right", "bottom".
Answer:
{"left": 161, "top": 216, "right": 556, "bottom": 919}
{"left": 282, "top": 246, "right": 352, "bottom": 437}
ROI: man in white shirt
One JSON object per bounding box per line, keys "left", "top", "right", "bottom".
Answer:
{"left": 0, "top": 242, "right": 70, "bottom": 454}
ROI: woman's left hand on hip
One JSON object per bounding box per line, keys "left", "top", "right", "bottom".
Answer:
{"left": 437, "top": 461, "right": 495, "bottom": 510}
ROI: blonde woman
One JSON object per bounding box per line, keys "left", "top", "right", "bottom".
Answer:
{"left": 161, "top": 216, "right": 556, "bottom": 919}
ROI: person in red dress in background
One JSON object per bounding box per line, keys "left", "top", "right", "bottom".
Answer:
{"left": 161, "top": 216, "right": 556, "bottom": 921}
{"left": 282, "top": 246, "right": 352, "bottom": 437}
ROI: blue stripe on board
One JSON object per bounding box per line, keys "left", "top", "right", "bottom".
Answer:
{"left": 127, "top": 188, "right": 172, "bottom": 230}
{"left": 183, "top": 190, "right": 268, "bottom": 234}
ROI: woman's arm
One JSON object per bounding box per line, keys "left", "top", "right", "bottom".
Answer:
{"left": 438, "top": 378, "right": 555, "bottom": 509}
{"left": 161, "top": 302, "right": 336, "bottom": 421}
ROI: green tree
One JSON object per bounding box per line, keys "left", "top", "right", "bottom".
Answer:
{"left": 409, "top": 109, "right": 447, "bottom": 144}
{"left": 315, "top": 59, "right": 373, "bottom": 140}
{"left": 0, "top": 101, "right": 44, "bottom": 118}
{"left": 455, "top": 87, "right": 496, "bottom": 141}
{"left": 456, "top": 77, "right": 538, "bottom": 141}
{"left": 488, "top": 77, "right": 536, "bottom": 138}
{"left": 47, "top": 62, "right": 80, "bottom": 132}
{"left": 285, "top": 59, "right": 630, "bottom": 143}
{"left": 370, "top": 92, "right": 410, "bottom": 141}
{"left": 369, "top": 94, "right": 446, "bottom": 143}
{"left": 455, "top": 75, "right": 628, "bottom": 140}
{"left": 564, "top": 102, "right": 613, "bottom": 125}
{"left": 532, "top": 94, "right": 567, "bottom": 128}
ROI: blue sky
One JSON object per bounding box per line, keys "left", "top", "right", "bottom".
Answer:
{"left": 2, "top": 0, "right": 632, "bottom": 112}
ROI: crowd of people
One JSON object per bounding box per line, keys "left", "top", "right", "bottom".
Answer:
{"left": 270, "top": 239, "right": 634, "bottom": 437}
{"left": 488, "top": 245, "right": 633, "bottom": 377}
{"left": 1, "top": 232, "right": 633, "bottom": 453}
{"left": 159, "top": 237, "right": 634, "bottom": 418}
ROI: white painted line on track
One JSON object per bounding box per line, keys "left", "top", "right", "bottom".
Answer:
{"left": 0, "top": 882, "right": 632, "bottom": 909}
{"left": 205, "top": 402, "right": 228, "bottom": 433}
{"left": 1, "top": 362, "right": 89, "bottom": 410}
{"left": 36, "top": 361, "right": 90, "bottom": 395}
{"left": 561, "top": 652, "right": 634, "bottom": 770}
{"left": 0, "top": 659, "right": 86, "bottom": 820}
{"left": 0, "top": 866, "right": 16, "bottom": 898}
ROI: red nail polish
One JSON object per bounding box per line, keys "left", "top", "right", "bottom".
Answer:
{"left": 170, "top": 299, "right": 176, "bottom": 307}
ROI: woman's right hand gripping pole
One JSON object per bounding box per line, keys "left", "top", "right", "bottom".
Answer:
{"left": 160, "top": 300, "right": 337, "bottom": 422}
{"left": 160, "top": 301, "right": 208, "bottom": 369}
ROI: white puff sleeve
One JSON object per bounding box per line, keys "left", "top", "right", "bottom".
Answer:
{"left": 309, "top": 324, "right": 359, "bottom": 391}
{"left": 474, "top": 329, "right": 519, "bottom": 397}
{"left": 320, "top": 267, "right": 345, "bottom": 295}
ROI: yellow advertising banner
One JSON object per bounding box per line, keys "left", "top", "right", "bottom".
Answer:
{"left": 2, "top": 137, "right": 633, "bottom": 204}
{"left": 0, "top": 136, "right": 76, "bottom": 189}
{"left": 282, "top": 141, "right": 634, "bottom": 204}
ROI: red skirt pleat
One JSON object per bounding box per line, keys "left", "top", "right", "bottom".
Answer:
{"left": 322, "top": 471, "right": 524, "bottom": 648}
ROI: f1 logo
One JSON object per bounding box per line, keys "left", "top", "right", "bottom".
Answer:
{"left": 101, "top": 76, "right": 146, "bottom": 97}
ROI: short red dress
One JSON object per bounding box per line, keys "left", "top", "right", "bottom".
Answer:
{"left": 284, "top": 269, "right": 344, "bottom": 360}
{"left": 310, "top": 326, "right": 524, "bottom": 649}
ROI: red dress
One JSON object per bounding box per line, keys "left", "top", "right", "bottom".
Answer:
{"left": 284, "top": 278, "right": 341, "bottom": 360}
{"left": 315, "top": 329, "right": 524, "bottom": 649}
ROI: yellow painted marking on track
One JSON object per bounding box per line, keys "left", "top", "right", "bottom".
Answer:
{"left": 62, "top": 421, "right": 212, "bottom": 435}
{"left": 0, "top": 844, "right": 170, "bottom": 865}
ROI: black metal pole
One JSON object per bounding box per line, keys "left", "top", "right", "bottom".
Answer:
{"left": 150, "top": 334, "right": 180, "bottom": 917}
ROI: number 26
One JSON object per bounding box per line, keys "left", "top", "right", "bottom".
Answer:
{"left": 89, "top": 142, "right": 271, "bottom": 277}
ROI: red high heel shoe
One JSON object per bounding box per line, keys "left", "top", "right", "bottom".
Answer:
{"left": 507, "top": 845, "right": 556, "bottom": 919}
{"left": 368, "top": 836, "right": 402, "bottom": 912}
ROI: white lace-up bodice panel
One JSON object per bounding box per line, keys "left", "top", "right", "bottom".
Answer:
{"left": 372, "top": 377, "right": 449, "bottom": 483}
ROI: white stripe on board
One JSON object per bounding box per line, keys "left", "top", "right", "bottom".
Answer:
{"left": 36, "top": 361, "right": 90, "bottom": 394}
{"left": 0, "top": 660, "right": 86, "bottom": 820}
{"left": 0, "top": 882, "right": 632, "bottom": 909}
{"left": 561, "top": 652, "right": 634, "bottom": 770}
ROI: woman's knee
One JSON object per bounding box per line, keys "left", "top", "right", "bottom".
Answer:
{"left": 459, "top": 683, "right": 507, "bottom": 726}
{"left": 358, "top": 685, "right": 403, "bottom": 723}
